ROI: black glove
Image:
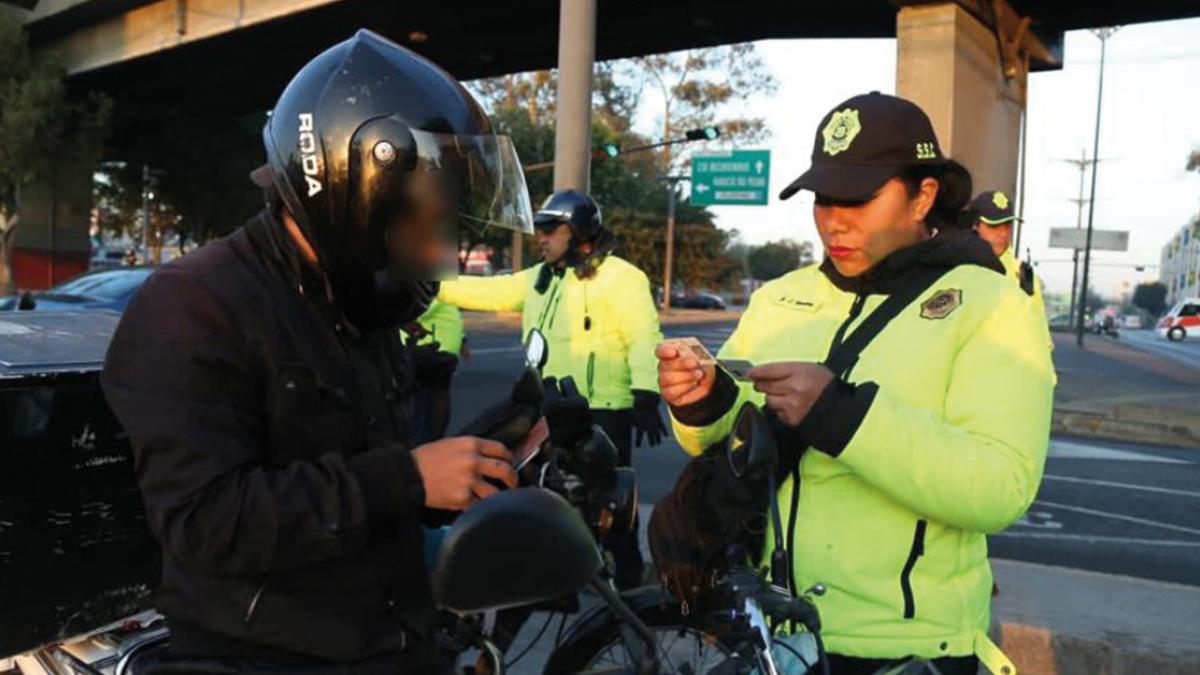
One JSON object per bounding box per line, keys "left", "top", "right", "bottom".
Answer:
{"left": 456, "top": 367, "right": 542, "bottom": 448}
{"left": 542, "top": 376, "right": 593, "bottom": 449}
{"left": 411, "top": 342, "right": 458, "bottom": 387}
{"left": 632, "top": 389, "right": 667, "bottom": 448}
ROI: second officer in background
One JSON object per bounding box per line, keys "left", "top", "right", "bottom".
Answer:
{"left": 438, "top": 189, "right": 665, "bottom": 587}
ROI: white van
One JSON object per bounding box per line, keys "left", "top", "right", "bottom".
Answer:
{"left": 1157, "top": 298, "right": 1200, "bottom": 341}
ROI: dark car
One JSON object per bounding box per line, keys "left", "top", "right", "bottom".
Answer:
{"left": 674, "top": 292, "right": 727, "bottom": 310}
{"left": 0, "top": 267, "right": 153, "bottom": 312}
{"left": 0, "top": 311, "right": 156, "bottom": 658}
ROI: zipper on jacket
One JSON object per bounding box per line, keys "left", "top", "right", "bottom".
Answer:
{"left": 586, "top": 352, "right": 596, "bottom": 400}
{"left": 900, "top": 520, "right": 927, "bottom": 619}
{"left": 826, "top": 293, "right": 867, "bottom": 366}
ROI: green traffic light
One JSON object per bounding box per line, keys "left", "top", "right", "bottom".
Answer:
{"left": 604, "top": 143, "right": 620, "bottom": 157}
{"left": 703, "top": 126, "right": 720, "bottom": 140}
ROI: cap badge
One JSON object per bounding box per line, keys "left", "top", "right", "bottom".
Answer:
{"left": 992, "top": 191, "right": 1010, "bottom": 209}
{"left": 920, "top": 288, "right": 962, "bottom": 320}
{"left": 822, "top": 108, "right": 862, "bottom": 156}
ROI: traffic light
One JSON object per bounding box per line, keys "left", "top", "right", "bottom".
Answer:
{"left": 604, "top": 143, "right": 621, "bottom": 158}
{"left": 685, "top": 126, "right": 721, "bottom": 141}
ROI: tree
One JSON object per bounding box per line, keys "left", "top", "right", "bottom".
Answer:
{"left": 1132, "top": 282, "right": 1168, "bottom": 317}
{"left": 0, "top": 13, "right": 110, "bottom": 293}
{"left": 747, "top": 240, "right": 815, "bottom": 281}
{"left": 469, "top": 58, "right": 743, "bottom": 289}
{"left": 624, "top": 44, "right": 778, "bottom": 173}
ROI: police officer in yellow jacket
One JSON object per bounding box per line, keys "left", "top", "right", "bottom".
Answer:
{"left": 439, "top": 189, "right": 665, "bottom": 586}
{"left": 657, "top": 93, "right": 1055, "bottom": 674}
{"left": 968, "top": 189, "right": 1046, "bottom": 308}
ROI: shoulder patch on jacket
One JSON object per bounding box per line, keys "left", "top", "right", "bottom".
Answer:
{"left": 920, "top": 288, "right": 962, "bottom": 320}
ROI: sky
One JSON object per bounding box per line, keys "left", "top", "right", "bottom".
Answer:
{"left": 629, "top": 18, "right": 1200, "bottom": 299}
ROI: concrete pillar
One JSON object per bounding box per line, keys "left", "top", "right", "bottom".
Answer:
{"left": 895, "top": 3, "right": 1026, "bottom": 198}
{"left": 552, "top": 0, "right": 596, "bottom": 192}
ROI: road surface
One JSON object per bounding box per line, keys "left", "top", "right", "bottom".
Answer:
{"left": 1120, "top": 327, "right": 1200, "bottom": 371}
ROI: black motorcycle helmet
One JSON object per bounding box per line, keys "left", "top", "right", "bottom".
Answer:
{"left": 257, "top": 29, "right": 533, "bottom": 328}
{"left": 533, "top": 190, "right": 603, "bottom": 243}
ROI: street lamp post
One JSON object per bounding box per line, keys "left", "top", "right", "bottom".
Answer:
{"left": 1076, "top": 26, "right": 1119, "bottom": 347}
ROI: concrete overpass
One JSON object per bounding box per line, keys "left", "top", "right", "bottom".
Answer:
{"left": 3, "top": 0, "right": 1200, "bottom": 289}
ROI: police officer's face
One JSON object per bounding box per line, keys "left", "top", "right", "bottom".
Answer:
{"left": 813, "top": 177, "right": 937, "bottom": 277}
{"left": 538, "top": 223, "right": 572, "bottom": 266}
{"left": 975, "top": 222, "right": 1012, "bottom": 257}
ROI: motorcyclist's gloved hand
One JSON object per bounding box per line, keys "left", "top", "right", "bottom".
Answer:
{"left": 632, "top": 389, "right": 667, "bottom": 448}
{"left": 456, "top": 367, "right": 542, "bottom": 448}
{"left": 543, "top": 376, "right": 592, "bottom": 449}
{"left": 411, "top": 342, "right": 458, "bottom": 388}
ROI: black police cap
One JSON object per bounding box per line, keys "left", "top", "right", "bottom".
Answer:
{"left": 968, "top": 190, "right": 1021, "bottom": 225}
{"left": 780, "top": 92, "right": 948, "bottom": 202}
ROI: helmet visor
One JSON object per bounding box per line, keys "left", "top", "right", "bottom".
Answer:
{"left": 373, "top": 130, "right": 534, "bottom": 282}
{"left": 411, "top": 129, "right": 534, "bottom": 238}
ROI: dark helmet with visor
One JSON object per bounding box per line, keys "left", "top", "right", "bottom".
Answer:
{"left": 534, "top": 190, "right": 603, "bottom": 242}
{"left": 257, "top": 29, "right": 533, "bottom": 328}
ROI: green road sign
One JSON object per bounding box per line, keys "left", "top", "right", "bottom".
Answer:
{"left": 690, "top": 150, "right": 771, "bottom": 206}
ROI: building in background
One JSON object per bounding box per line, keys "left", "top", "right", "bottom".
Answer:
{"left": 1160, "top": 218, "right": 1200, "bottom": 306}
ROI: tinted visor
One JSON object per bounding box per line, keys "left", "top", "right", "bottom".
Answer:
{"left": 354, "top": 125, "right": 534, "bottom": 282}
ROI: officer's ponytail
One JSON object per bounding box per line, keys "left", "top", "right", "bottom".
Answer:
{"left": 898, "top": 159, "right": 972, "bottom": 232}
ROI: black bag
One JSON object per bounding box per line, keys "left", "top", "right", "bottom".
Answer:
{"left": 647, "top": 442, "right": 766, "bottom": 615}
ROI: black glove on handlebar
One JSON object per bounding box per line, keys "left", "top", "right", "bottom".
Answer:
{"left": 631, "top": 390, "right": 667, "bottom": 448}
{"left": 543, "top": 376, "right": 593, "bottom": 449}
{"left": 456, "top": 367, "right": 542, "bottom": 448}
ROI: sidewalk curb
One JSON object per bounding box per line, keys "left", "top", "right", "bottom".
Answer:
{"left": 992, "top": 619, "right": 1200, "bottom": 675}
{"left": 990, "top": 560, "right": 1200, "bottom": 675}
{"left": 1051, "top": 408, "right": 1200, "bottom": 449}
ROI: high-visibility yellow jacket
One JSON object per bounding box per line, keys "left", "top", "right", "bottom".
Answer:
{"left": 671, "top": 239, "right": 1055, "bottom": 674}
{"left": 404, "top": 299, "right": 464, "bottom": 356}
{"left": 438, "top": 256, "right": 662, "bottom": 409}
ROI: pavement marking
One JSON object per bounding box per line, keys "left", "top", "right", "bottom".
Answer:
{"left": 1047, "top": 439, "right": 1191, "bottom": 464}
{"left": 1034, "top": 499, "right": 1200, "bottom": 538}
{"left": 993, "top": 531, "right": 1200, "bottom": 548}
{"left": 1042, "top": 474, "right": 1200, "bottom": 498}
{"left": 468, "top": 346, "right": 525, "bottom": 355}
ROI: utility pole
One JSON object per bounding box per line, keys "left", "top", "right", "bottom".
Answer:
{"left": 660, "top": 176, "right": 686, "bottom": 312}
{"left": 1060, "top": 151, "right": 1113, "bottom": 330}
{"left": 1062, "top": 150, "right": 1090, "bottom": 330}
{"left": 1076, "top": 26, "right": 1120, "bottom": 347}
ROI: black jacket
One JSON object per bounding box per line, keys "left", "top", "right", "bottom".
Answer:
{"left": 102, "top": 211, "right": 432, "bottom": 663}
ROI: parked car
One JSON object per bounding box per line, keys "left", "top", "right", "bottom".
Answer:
{"left": 674, "top": 292, "right": 727, "bottom": 310}
{"left": 0, "top": 311, "right": 156, "bottom": 659}
{"left": 1047, "top": 313, "right": 1073, "bottom": 332}
{"left": 0, "top": 267, "right": 153, "bottom": 312}
{"left": 1157, "top": 298, "right": 1200, "bottom": 342}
